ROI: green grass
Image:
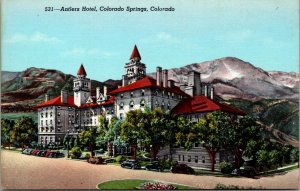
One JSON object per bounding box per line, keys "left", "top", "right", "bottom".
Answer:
{"left": 97, "top": 179, "right": 198, "bottom": 190}
{"left": 1, "top": 112, "right": 37, "bottom": 123}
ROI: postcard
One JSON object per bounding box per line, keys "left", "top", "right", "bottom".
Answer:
{"left": 1, "top": 0, "right": 299, "bottom": 190}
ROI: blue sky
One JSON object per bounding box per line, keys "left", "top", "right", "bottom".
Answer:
{"left": 2, "top": 0, "right": 299, "bottom": 81}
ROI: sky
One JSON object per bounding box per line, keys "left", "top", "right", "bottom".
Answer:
{"left": 2, "top": 0, "right": 299, "bottom": 81}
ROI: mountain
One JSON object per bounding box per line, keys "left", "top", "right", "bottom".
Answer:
{"left": 1, "top": 67, "right": 121, "bottom": 106}
{"left": 149, "top": 57, "right": 299, "bottom": 101}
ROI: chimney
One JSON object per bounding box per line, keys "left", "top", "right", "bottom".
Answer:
{"left": 96, "top": 87, "right": 101, "bottom": 100}
{"left": 168, "top": 80, "right": 175, "bottom": 88}
{"left": 210, "top": 87, "right": 214, "bottom": 100}
{"left": 61, "top": 90, "right": 68, "bottom": 104}
{"left": 45, "top": 94, "right": 49, "bottom": 102}
{"left": 103, "top": 86, "right": 107, "bottom": 98}
{"left": 162, "top": 69, "right": 168, "bottom": 88}
{"left": 156, "top": 67, "right": 162, "bottom": 86}
{"left": 204, "top": 85, "right": 208, "bottom": 97}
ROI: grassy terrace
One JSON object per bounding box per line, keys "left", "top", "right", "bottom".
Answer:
{"left": 97, "top": 179, "right": 197, "bottom": 190}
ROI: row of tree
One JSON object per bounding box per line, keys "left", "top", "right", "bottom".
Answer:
{"left": 80, "top": 108, "right": 298, "bottom": 172}
{"left": 1, "top": 117, "right": 37, "bottom": 149}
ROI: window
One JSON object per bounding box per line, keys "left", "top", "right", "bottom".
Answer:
{"left": 167, "top": 103, "right": 170, "bottom": 110}
{"left": 161, "top": 101, "right": 165, "bottom": 109}
{"left": 45, "top": 112, "right": 48, "bottom": 118}
{"left": 130, "top": 92, "right": 134, "bottom": 97}
{"left": 171, "top": 93, "right": 174, "bottom": 99}
{"left": 195, "top": 156, "right": 198, "bottom": 163}
{"left": 50, "top": 112, "right": 53, "bottom": 117}
{"left": 202, "top": 156, "right": 205, "bottom": 163}
{"left": 50, "top": 120, "right": 52, "bottom": 125}
{"left": 40, "top": 113, "right": 43, "bottom": 118}
{"left": 130, "top": 100, "right": 134, "bottom": 108}
{"left": 45, "top": 120, "right": 48, "bottom": 125}
{"left": 140, "top": 99, "right": 145, "bottom": 107}
{"left": 167, "top": 92, "right": 170, "bottom": 98}
{"left": 162, "top": 91, "right": 165, "bottom": 97}
{"left": 120, "top": 94, "right": 124, "bottom": 98}
{"left": 178, "top": 155, "right": 181, "bottom": 161}
{"left": 57, "top": 128, "right": 61, "bottom": 132}
{"left": 141, "top": 89, "right": 145, "bottom": 96}
{"left": 58, "top": 112, "right": 61, "bottom": 117}
{"left": 120, "top": 113, "right": 124, "bottom": 120}
{"left": 155, "top": 90, "right": 158, "bottom": 96}
{"left": 155, "top": 100, "right": 159, "bottom": 107}
{"left": 188, "top": 155, "right": 191, "bottom": 162}
{"left": 120, "top": 102, "right": 124, "bottom": 110}
{"left": 41, "top": 120, "right": 43, "bottom": 126}
{"left": 195, "top": 143, "right": 199, "bottom": 147}
{"left": 182, "top": 155, "right": 185, "bottom": 161}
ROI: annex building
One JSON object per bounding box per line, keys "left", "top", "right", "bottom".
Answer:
{"left": 36, "top": 45, "right": 244, "bottom": 169}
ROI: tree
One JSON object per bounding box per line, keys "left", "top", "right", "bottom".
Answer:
{"left": 1, "top": 119, "right": 15, "bottom": 149}
{"left": 175, "top": 111, "right": 231, "bottom": 172}
{"left": 11, "top": 117, "right": 37, "bottom": 149}
{"left": 121, "top": 108, "right": 176, "bottom": 160}
{"left": 79, "top": 127, "right": 97, "bottom": 157}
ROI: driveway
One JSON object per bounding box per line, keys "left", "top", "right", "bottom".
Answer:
{"left": 1, "top": 150, "right": 299, "bottom": 189}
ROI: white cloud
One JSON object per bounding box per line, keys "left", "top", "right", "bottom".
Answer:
{"left": 62, "top": 48, "right": 118, "bottom": 58}
{"left": 6, "top": 32, "right": 61, "bottom": 44}
{"left": 141, "top": 32, "right": 180, "bottom": 44}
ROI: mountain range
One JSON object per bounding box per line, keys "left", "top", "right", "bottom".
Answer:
{"left": 1, "top": 56, "right": 299, "bottom": 141}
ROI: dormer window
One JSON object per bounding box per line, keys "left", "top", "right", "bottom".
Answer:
{"left": 130, "top": 100, "right": 134, "bottom": 108}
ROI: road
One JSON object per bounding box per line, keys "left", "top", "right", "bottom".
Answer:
{"left": 1, "top": 150, "right": 299, "bottom": 189}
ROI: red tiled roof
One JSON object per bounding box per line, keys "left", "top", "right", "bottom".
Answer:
{"left": 77, "top": 64, "right": 87, "bottom": 76}
{"left": 35, "top": 96, "right": 75, "bottom": 108}
{"left": 130, "top": 45, "right": 141, "bottom": 60}
{"left": 109, "top": 76, "right": 190, "bottom": 97}
{"left": 79, "top": 96, "right": 115, "bottom": 108}
{"left": 36, "top": 95, "right": 114, "bottom": 108}
{"left": 172, "top": 95, "right": 245, "bottom": 115}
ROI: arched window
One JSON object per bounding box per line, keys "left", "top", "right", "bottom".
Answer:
{"left": 130, "top": 100, "right": 134, "bottom": 108}
{"left": 140, "top": 99, "right": 145, "bottom": 107}
{"left": 120, "top": 102, "right": 124, "bottom": 110}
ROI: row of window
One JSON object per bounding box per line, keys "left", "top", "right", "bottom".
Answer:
{"left": 40, "top": 112, "right": 53, "bottom": 118}
{"left": 178, "top": 155, "right": 205, "bottom": 163}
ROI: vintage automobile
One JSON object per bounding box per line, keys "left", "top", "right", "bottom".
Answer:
{"left": 121, "top": 160, "right": 141, "bottom": 170}
{"left": 170, "top": 164, "right": 195, "bottom": 174}
{"left": 145, "top": 162, "right": 164, "bottom": 172}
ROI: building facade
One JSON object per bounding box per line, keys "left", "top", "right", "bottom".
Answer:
{"left": 35, "top": 45, "right": 244, "bottom": 169}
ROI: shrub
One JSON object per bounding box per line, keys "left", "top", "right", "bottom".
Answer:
{"left": 142, "top": 182, "right": 176, "bottom": 190}
{"left": 290, "top": 148, "right": 299, "bottom": 163}
{"left": 159, "top": 159, "right": 178, "bottom": 169}
{"left": 87, "top": 156, "right": 105, "bottom": 164}
{"left": 220, "top": 161, "right": 234, "bottom": 174}
{"left": 115, "top": 155, "right": 126, "bottom": 163}
{"left": 84, "top": 153, "right": 91, "bottom": 159}
{"left": 70, "top": 146, "right": 82, "bottom": 159}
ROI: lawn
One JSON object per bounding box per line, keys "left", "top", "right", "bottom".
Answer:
{"left": 97, "top": 179, "right": 198, "bottom": 190}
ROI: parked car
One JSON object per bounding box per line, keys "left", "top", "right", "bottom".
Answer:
{"left": 31, "top": 150, "right": 40, "bottom": 155}
{"left": 22, "top": 148, "right": 33, "bottom": 155}
{"left": 37, "top": 150, "right": 47, "bottom": 157}
{"left": 45, "top": 151, "right": 54, "bottom": 157}
{"left": 121, "top": 160, "right": 141, "bottom": 170}
{"left": 145, "top": 162, "right": 164, "bottom": 172}
{"left": 105, "top": 158, "right": 115, "bottom": 163}
{"left": 170, "top": 164, "right": 195, "bottom": 174}
{"left": 231, "top": 167, "right": 258, "bottom": 177}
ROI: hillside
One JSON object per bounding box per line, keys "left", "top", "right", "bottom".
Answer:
{"left": 1, "top": 67, "right": 121, "bottom": 106}
{"left": 149, "top": 57, "right": 299, "bottom": 101}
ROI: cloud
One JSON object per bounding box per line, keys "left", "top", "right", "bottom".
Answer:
{"left": 6, "top": 32, "right": 61, "bottom": 44}
{"left": 141, "top": 32, "right": 180, "bottom": 44}
{"left": 62, "top": 48, "right": 118, "bottom": 58}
